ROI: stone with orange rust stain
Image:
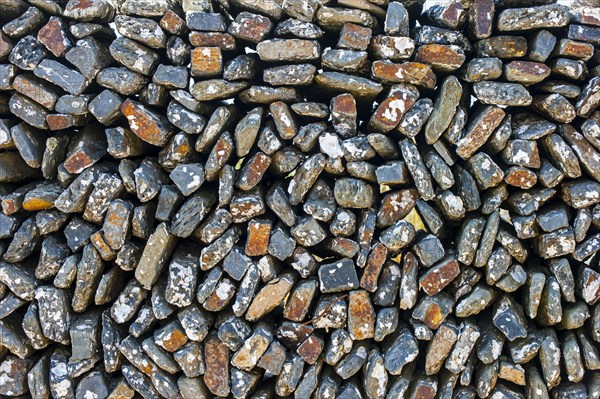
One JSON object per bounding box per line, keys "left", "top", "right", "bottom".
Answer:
{"left": 408, "top": 376, "right": 437, "bottom": 399}
{"left": 412, "top": 292, "right": 455, "bottom": 330}
{"left": 63, "top": 125, "right": 108, "bottom": 174}
{"left": 203, "top": 277, "right": 236, "bottom": 312}
{"left": 554, "top": 39, "right": 594, "bottom": 61}
{"left": 154, "top": 321, "right": 188, "bottom": 352}
{"left": 347, "top": 290, "right": 375, "bottom": 340}
{"left": 368, "top": 84, "right": 419, "bottom": 133}
{"left": 505, "top": 61, "right": 551, "bottom": 85}
{"left": 246, "top": 273, "right": 296, "bottom": 322}
{"left": 371, "top": 61, "right": 436, "bottom": 89}
{"left": 22, "top": 182, "right": 62, "bottom": 211}
{"left": 189, "top": 32, "right": 237, "bottom": 50}
{"left": 237, "top": 152, "right": 272, "bottom": 191}
{"left": 160, "top": 10, "right": 185, "bottom": 35}
{"left": 297, "top": 334, "right": 324, "bottom": 365}
{"left": 338, "top": 23, "right": 372, "bottom": 50}
{"left": 284, "top": 279, "right": 317, "bottom": 322}
{"left": 360, "top": 243, "right": 388, "bottom": 292}
{"left": 47, "top": 114, "right": 86, "bottom": 130}
{"left": 475, "top": 35, "right": 527, "bottom": 59}
{"left": 37, "top": 17, "right": 72, "bottom": 57}
{"left": 245, "top": 219, "right": 272, "bottom": 257}
{"left": 323, "top": 237, "right": 360, "bottom": 259}
{"left": 456, "top": 105, "right": 505, "bottom": 159}
{"left": 504, "top": 166, "right": 537, "bottom": 189}
{"left": 532, "top": 94, "right": 576, "bottom": 124}
{"left": 419, "top": 256, "right": 460, "bottom": 296}
{"left": 425, "top": 320, "right": 459, "bottom": 375}
{"left": 90, "top": 230, "right": 117, "bottom": 261}
{"left": 102, "top": 199, "right": 133, "bottom": 251}
{"left": 191, "top": 47, "right": 223, "bottom": 78}
{"left": 331, "top": 93, "right": 357, "bottom": 138}
{"left": 370, "top": 35, "right": 415, "bottom": 61}
{"left": 204, "top": 333, "right": 230, "bottom": 397}
{"left": 121, "top": 99, "right": 174, "bottom": 147}
{"left": 414, "top": 44, "right": 465, "bottom": 72}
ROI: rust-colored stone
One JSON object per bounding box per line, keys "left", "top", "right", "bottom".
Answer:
{"left": 419, "top": 257, "right": 460, "bottom": 296}
{"left": 246, "top": 273, "right": 295, "bottom": 322}
{"left": 414, "top": 44, "right": 466, "bottom": 72}
{"left": 368, "top": 85, "right": 419, "bottom": 133}
{"left": 296, "top": 334, "right": 324, "bottom": 365}
{"left": 90, "top": 231, "right": 117, "bottom": 261}
{"left": 230, "top": 13, "right": 272, "bottom": 43}
{"left": 191, "top": 47, "right": 223, "bottom": 78}
{"left": 238, "top": 152, "right": 271, "bottom": 191}
{"left": 121, "top": 99, "right": 174, "bottom": 146}
{"left": 475, "top": 36, "right": 528, "bottom": 59}
{"left": 204, "top": 333, "right": 230, "bottom": 397}
{"left": 347, "top": 289, "right": 376, "bottom": 340}
{"left": 189, "top": 32, "right": 237, "bottom": 50}
{"left": 371, "top": 61, "right": 436, "bottom": 89}
{"left": 37, "top": 17, "right": 72, "bottom": 57}
{"left": 338, "top": 23, "right": 372, "bottom": 50}
{"left": 47, "top": 114, "right": 85, "bottom": 130}
{"left": 425, "top": 321, "right": 459, "bottom": 375}
{"left": 245, "top": 219, "right": 271, "bottom": 257}
{"left": 504, "top": 166, "right": 537, "bottom": 189}
{"left": 360, "top": 242, "right": 388, "bottom": 292}
{"left": 377, "top": 188, "right": 419, "bottom": 227}
{"left": 158, "top": 327, "right": 188, "bottom": 352}
{"left": 423, "top": 302, "right": 445, "bottom": 329}
{"left": 204, "top": 278, "right": 236, "bottom": 312}
{"left": 457, "top": 105, "right": 505, "bottom": 159}
{"left": 284, "top": 280, "right": 317, "bottom": 322}
{"left": 160, "top": 10, "right": 185, "bottom": 35}
{"left": 555, "top": 39, "right": 594, "bottom": 61}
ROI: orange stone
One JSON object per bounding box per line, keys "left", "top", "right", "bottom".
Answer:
{"left": 414, "top": 44, "right": 466, "bottom": 72}
{"left": 245, "top": 219, "right": 272, "bottom": 256}
{"left": 121, "top": 99, "right": 174, "bottom": 146}
{"left": 347, "top": 289, "right": 376, "bottom": 340}
{"left": 191, "top": 47, "right": 223, "bottom": 78}
{"left": 368, "top": 84, "right": 419, "bottom": 133}
{"left": 504, "top": 166, "right": 537, "bottom": 189}
{"left": 360, "top": 242, "right": 388, "bottom": 292}
{"left": 160, "top": 10, "right": 185, "bottom": 35}
{"left": 457, "top": 105, "right": 505, "bottom": 159}
{"left": 371, "top": 61, "right": 437, "bottom": 89}
{"left": 419, "top": 257, "right": 460, "bottom": 296}
{"left": 377, "top": 188, "right": 419, "bottom": 227}
{"left": 189, "top": 32, "right": 237, "bottom": 50}
{"left": 204, "top": 333, "right": 230, "bottom": 397}
{"left": 246, "top": 273, "right": 295, "bottom": 322}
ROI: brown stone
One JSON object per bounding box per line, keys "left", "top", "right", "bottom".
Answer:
{"left": 377, "top": 188, "right": 419, "bottom": 227}
{"left": 457, "top": 105, "right": 506, "bottom": 159}
{"left": 475, "top": 36, "right": 528, "bottom": 59}
{"left": 160, "top": 10, "right": 185, "bottom": 35}
{"left": 504, "top": 61, "right": 551, "bottom": 85}
{"left": 203, "top": 278, "right": 236, "bottom": 312}
{"left": 425, "top": 321, "right": 459, "bottom": 375}
{"left": 284, "top": 280, "right": 317, "bottom": 322}
{"left": 371, "top": 61, "right": 436, "bottom": 89}
{"left": 338, "top": 23, "right": 372, "bottom": 50}
{"left": 469, "top": 0, "right": 494, "bottom": 39}
{"left": 414, "top": 44, "right": 466, "bottom": 72}
{"left": 554, "top": 39, "right": 594, "bottom": 61}
{"left": 191, "top": 47, "right": 223, "bottom": 78}
{"left": 504, "top": 166, "right": 537, "bottom": 189}
{"left": 121, "top": 99, "right": 174, "bottom": 146}
{"left": 297, "top": 334, "right": 323, "bottom": 365}
{"left": 348, "top": 289, "right": 376, "bottom": 340}
{"left": 368, "top": 84, "right": 419, "bottom": 133}
{"left": 419, "top": 257, "right": 460, "bottom": 296}
{"left": 237, "top": 152, "right": 271, "bottom": 191}
{"left": 204, "top": 333, "right": 230, "bottom": 397}
{"left": 360, "top": 242, "right": 388, "bottom": 292}
{"left": 37, "top": 17, "right": 72, "bottom": 57}
{"left": 245, "top": 219, "right": 271, "bottom": 257}
{"left": 189, "top": 32, "right": 237, "bottom": 50}
{"left": 246, "top": 273, "right": 295, "bottom": 322}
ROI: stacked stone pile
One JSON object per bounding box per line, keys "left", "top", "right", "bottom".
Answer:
{"left": 0, "top": 0, "right": 600, "bottom": 398}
